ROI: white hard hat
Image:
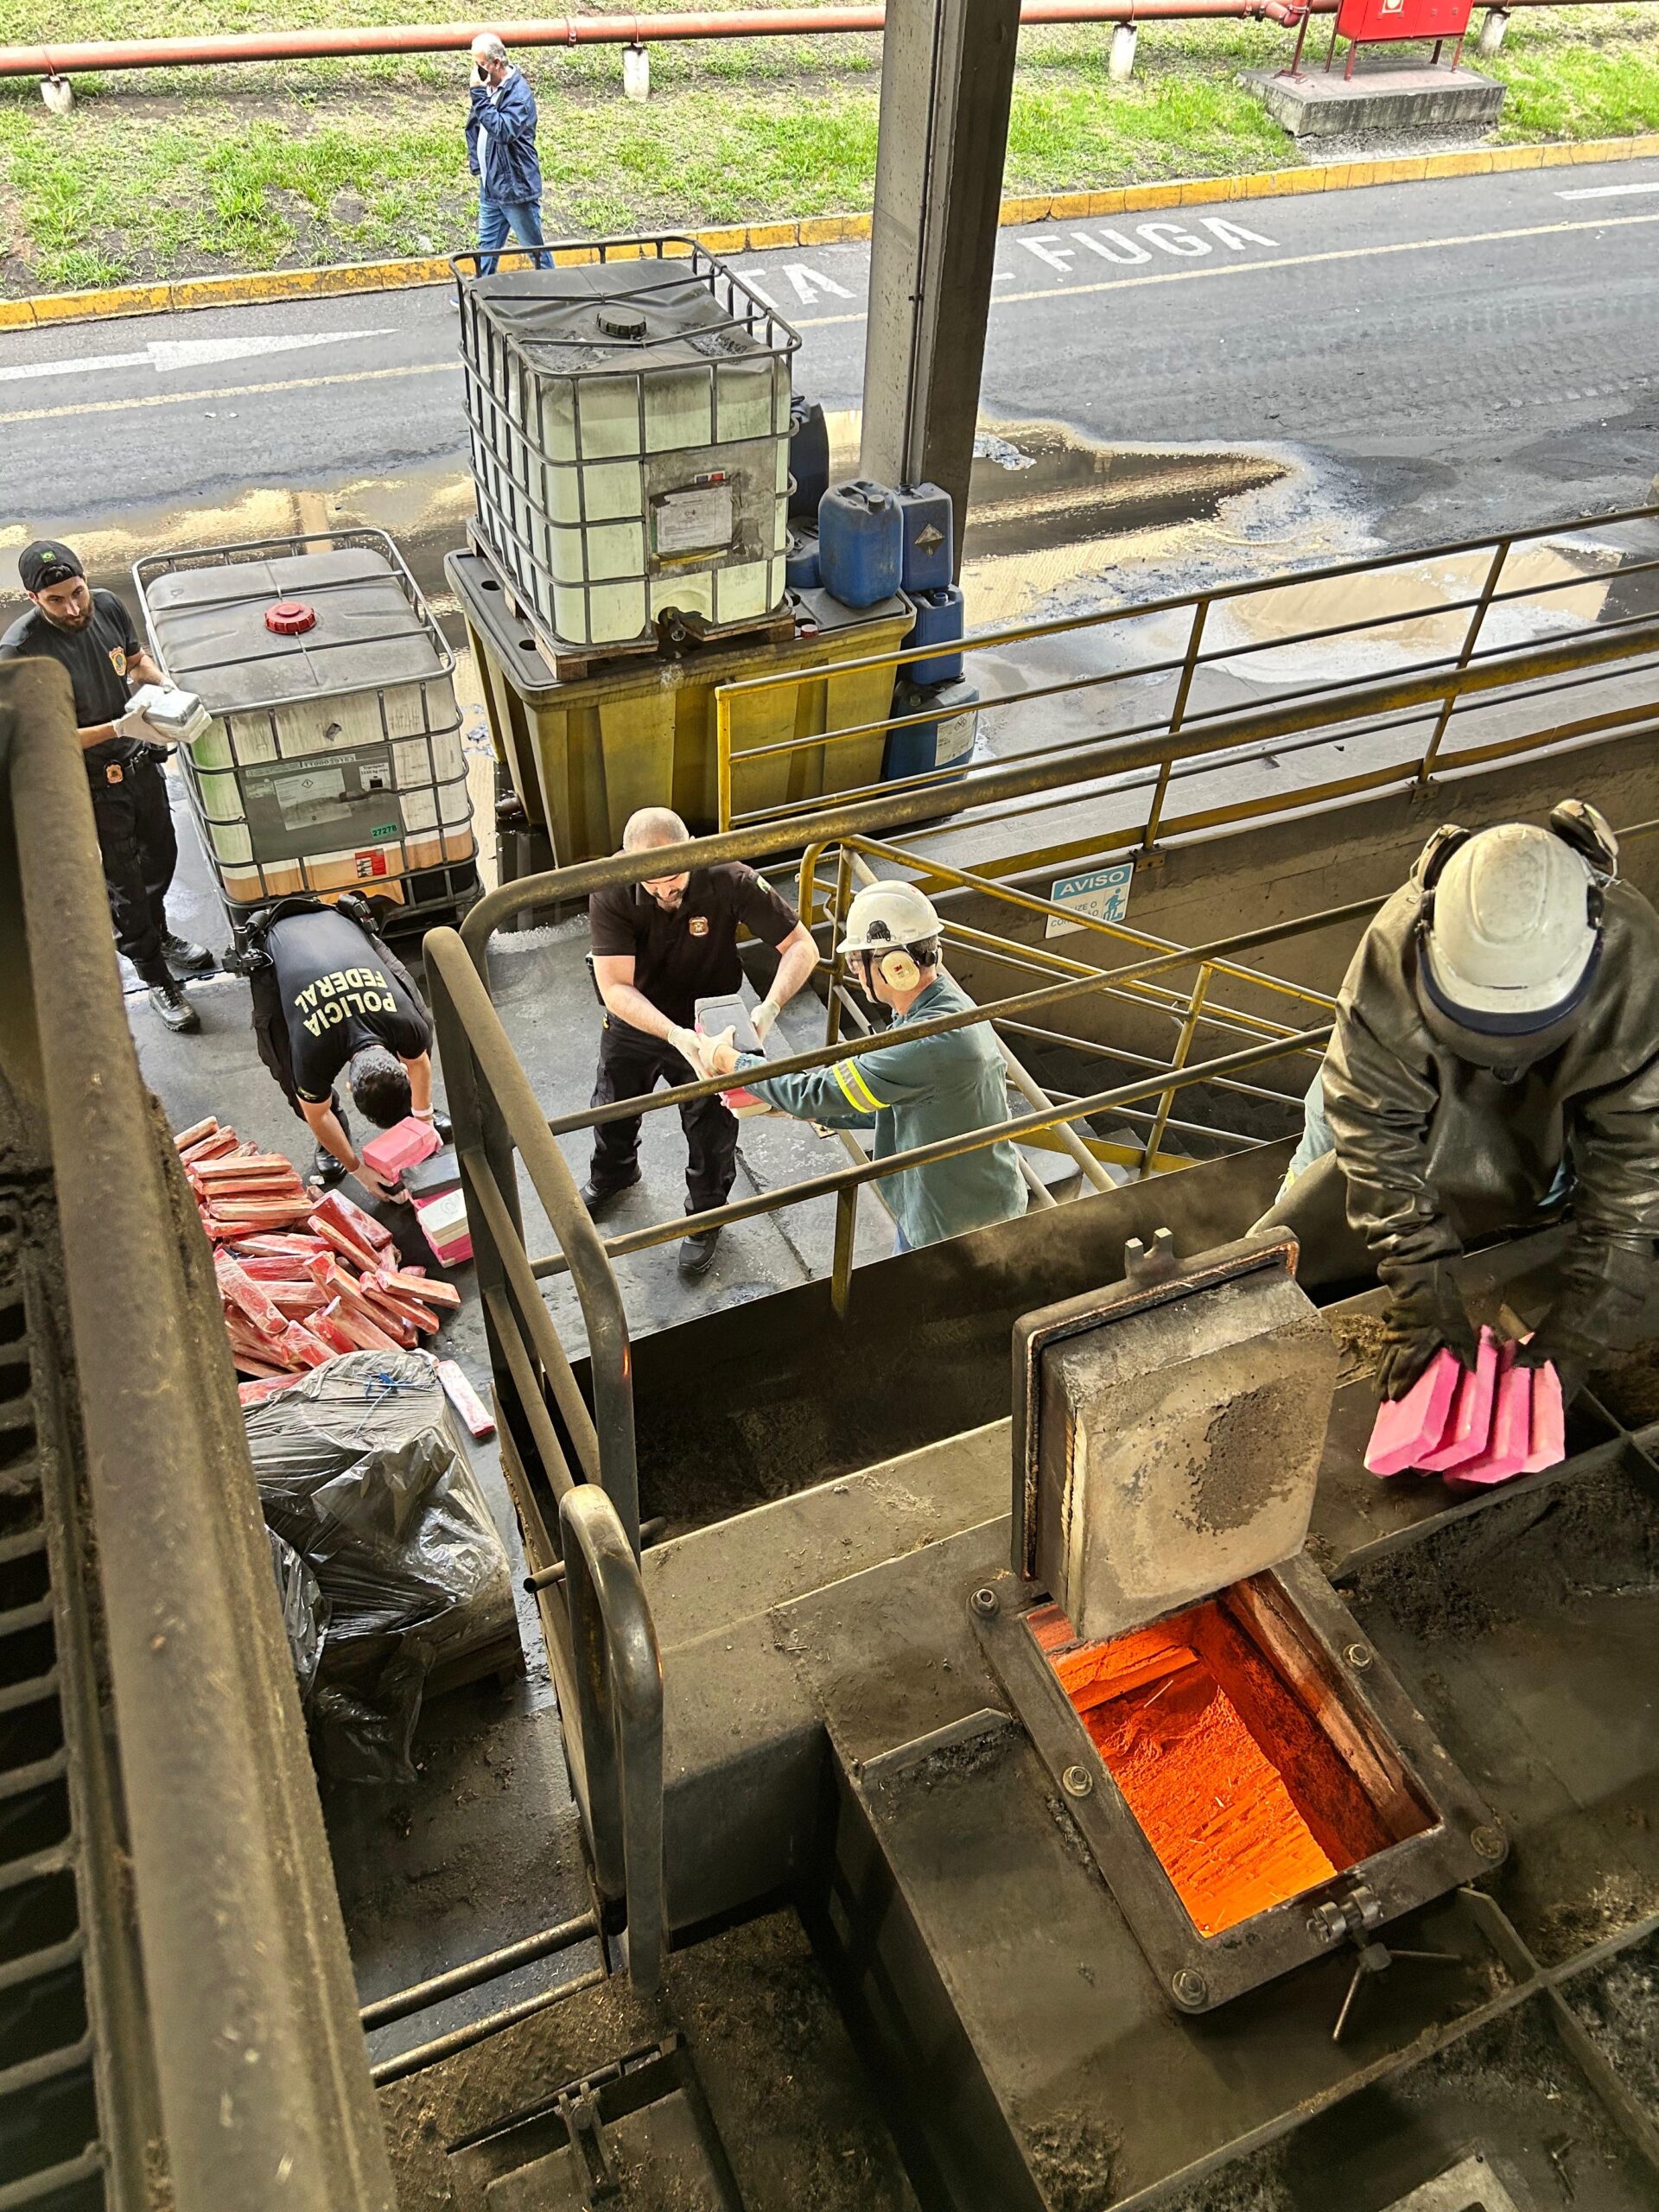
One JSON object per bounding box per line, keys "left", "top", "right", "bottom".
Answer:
{"left": 1422, "top": 822, "right": 1599, "bottom": 1029}
{"left": 838, "top": 881, "right": 941, "bottom": 957}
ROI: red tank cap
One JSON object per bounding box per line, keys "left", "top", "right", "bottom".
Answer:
{"left": 265, "top": 599, "right": 317, "bottom": 635}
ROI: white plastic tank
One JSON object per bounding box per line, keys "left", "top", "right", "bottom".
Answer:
{"left": 459, "top": 242, "right": 798, "bottom": 651}
{"left": 133, "top": 533, "right": 475, "bottom": 915}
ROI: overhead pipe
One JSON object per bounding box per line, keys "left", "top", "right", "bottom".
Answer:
{"left": 4, "top": 0, "right": 1319, "bottom": 79}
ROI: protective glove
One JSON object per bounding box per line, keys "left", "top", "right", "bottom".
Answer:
{"left": 1516, "top": 1239, "right": 1652, "bottom": 1408}
{"left": 1513, "top": 1325, "right": 1592, "bottom": 1409}
{"left": 752, "top": 998, "right": 781, "bottom": 1046}
{"left": 701, "top": 1027, "right": 741, "bottom": 1081}
{"left": 114, "top": 702, "right": 156, "bottom": 744}
{"left": 1375, "top": 1259, "right": 1480, "bottom": 1402}
{"left": 665, "top": 1024, "right": 705, "bottom": 1074}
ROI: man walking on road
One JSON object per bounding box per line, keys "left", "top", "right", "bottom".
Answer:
{"left": 0, "top": 540, "right": 211, "bottom": 1033}
{"left": 466, "top": 33, "right": 554, "bottom": 276}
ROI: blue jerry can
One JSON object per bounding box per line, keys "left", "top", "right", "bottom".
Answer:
{"left": 818, "top": 480, "right": 904, "bottom": 608}
{"left": 894, "top": 482, "right": 954, "bottom": 593}
{"left": 785, "top": 525, "right": 821, "bottom": 591}
{"left": 883, "top": 676, "right": 979, "bottom": 784}
{"left": 906, "top": 585, "right": 965, "bottom": 687}
{"left": 789, "top": 397, "right": 830, "bottom": 521}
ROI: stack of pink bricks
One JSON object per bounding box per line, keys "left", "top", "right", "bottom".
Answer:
{"left": 1364, "top": 1327, "right": 1566, "bottom": 1484}
{"left": 174, "top": 1116, "right": 463, "bottom": 1405}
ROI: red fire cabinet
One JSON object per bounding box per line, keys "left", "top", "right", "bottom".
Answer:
{"left": 1325, "top": 0, "right": 1474, "bottom": 75}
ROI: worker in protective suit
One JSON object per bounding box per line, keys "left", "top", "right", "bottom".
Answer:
{"left": 1258, "top": 801, "right": 1659, "bottom": 1402}
{"left": 693, "top": 882, "right": 1027, "bottom": 1252}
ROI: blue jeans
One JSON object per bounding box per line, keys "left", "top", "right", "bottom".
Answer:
{"left": 477, "top": 196, "right": 552, "bottom": 274}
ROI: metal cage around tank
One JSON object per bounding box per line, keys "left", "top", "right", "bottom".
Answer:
{"left": 132, "top": 527, "right": 480, "bottom": 936}
{"left": 453, "top": 237, "right": 800, "bottom": 654}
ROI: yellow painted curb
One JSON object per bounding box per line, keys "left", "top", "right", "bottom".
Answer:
{"left": 4, "top": 128, "right": 1659, "bottom": 333}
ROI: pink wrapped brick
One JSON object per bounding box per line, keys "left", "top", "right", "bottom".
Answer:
{"left": 360, "top": 1116, "right": 443, "bottom": 1183}
{"left": 1456, "top": 1340, "right": 1531, "bottom": 1485}
{"left": 1365, "top": 1347, "right": 1462, "bottom": 1477}
{"left": 1417, "top": 1328, "right": 1500, "bottom": 1473}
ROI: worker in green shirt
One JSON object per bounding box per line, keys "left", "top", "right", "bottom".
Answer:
{"left": 695, "top": 882, "right": 1027, "bottom": 1252}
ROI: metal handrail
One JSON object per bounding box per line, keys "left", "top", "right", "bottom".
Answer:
{"left": 559, "top": 1485, "right": 666, "bottom": 1997}
{"left": 0, "top": 661, "right": 396, "bottom": 2209}
{"left": 425, "top": 926, "right": 642, "bottom": 1548}
{"left": 710, "top": 506, "right": 1659, "bottom": 836}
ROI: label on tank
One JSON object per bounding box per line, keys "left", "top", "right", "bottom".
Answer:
{"left": 652, "top": 483, "right": 735, "bottom": 561}
{"left": 938, "top": 710, "right": 976, "bottom": 766}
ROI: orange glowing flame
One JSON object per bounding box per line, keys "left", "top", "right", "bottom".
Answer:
{"left": 1030, "top": 1599, "right": 1405, "bottom": 1938}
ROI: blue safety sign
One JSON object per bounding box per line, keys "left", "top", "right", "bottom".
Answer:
{"left": 1045, "top": 859, "right": 1135, "bottom": 938}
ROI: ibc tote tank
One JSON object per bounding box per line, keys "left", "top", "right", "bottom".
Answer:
{"left": 457, "top": 241, "right": 799, "bottom": 652}
{"left": 133, "top": 531, "right": 476, "bottom": 925}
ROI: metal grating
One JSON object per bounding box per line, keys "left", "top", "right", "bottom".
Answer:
{"left": 0, "top": 1261, "right": 105, "bottom": 2212}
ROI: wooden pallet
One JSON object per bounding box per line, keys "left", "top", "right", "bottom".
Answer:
{"left": 465, "top": 519, "right": 796, "bottom": 683}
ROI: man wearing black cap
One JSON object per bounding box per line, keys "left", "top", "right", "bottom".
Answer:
{"left": 0, "top": 541, "right": 211, "bottom": 1033}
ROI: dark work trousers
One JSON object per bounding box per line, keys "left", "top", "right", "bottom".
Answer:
{"left": 89, "top": 750, "right": 176, "bottom": 988}
{"left": 588, "top": 1019, "right": 738, "bottom": 1215}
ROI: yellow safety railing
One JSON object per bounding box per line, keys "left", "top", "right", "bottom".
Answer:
{"left": 713, "top": 504, "right": 1659, "bottom": 886}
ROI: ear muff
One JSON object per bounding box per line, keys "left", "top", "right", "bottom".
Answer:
{"left": 878, "top": 948, "right": 921, "bottom": 993}
{"left": 1410, "top": 823, "right": 1471, "bottom": 931}
{"left": 1548, "top": 798, "right": 1620, "bottom": 880}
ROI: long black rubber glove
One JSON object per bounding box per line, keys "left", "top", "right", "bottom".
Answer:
{"left": 1375, "top": 1258, "right": 1480, "bottom": 1402}
{"left": 1515, "top": 1240, "right": 1652, "bottom": 1408}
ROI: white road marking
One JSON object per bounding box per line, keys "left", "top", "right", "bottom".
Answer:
{"left": 781, "top": 262, "right": 855, "bottom": 304}
{"left": 1556, "top": 181, "right": 1659, "bottom": 200}
{"left": 782, "top": 207, "right": 1659, "bottom": 329}
{"left": 7, "top": 207, "right": 1659, "bottom": 427}
{"left": 0, "top": 327, "right": 393, "bottom": 387}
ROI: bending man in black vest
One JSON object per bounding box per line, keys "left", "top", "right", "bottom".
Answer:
{"left": 247, "top": 893, "right": 444, "bottom": 1196}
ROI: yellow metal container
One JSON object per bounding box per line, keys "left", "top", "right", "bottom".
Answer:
{"left": 452, "top": 549, "right": 910, "bottom": 862}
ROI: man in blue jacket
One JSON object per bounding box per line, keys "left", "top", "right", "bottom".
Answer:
{"left": 466, "top": 34, "right": 554, "bottom": 275}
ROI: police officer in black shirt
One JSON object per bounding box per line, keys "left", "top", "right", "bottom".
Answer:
{"left": 583, "top": 807, "right": 819, "bottom": 1277}
{"left": 0, "top": 540, "right": 210, "bottom": 1033}
{"left": 246, "top": 893, "right": 443, "bottom": 1194}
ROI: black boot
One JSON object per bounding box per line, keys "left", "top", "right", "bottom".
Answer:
{"left": 678, "top": 1217, "right": 721, "bottom": 1279}
{"left": 579, "top": 1172, "right": 640, "bottom": 1217}
{"left": 148, "top": 978, "right": 200, "bottom": 1033}
{"left": 160, "top": 931, "right": 214, "bottom": 975}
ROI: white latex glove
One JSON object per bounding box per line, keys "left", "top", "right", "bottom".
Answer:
{"left": 115, "top": 702, "right": 156, "bottom": 743}
{"left": 752, "top": 998, "right": 781, "bottom": 1046}
{"left": 665, "top": 1023, "right": 704, "bottom": 1073}
{"left": 702, "top": 1027, "right": 741, "bottom": 1081}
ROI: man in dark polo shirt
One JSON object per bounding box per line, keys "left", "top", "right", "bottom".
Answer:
{"left": 247, "top": 893, "right": 441, "bottom": 1193}
{"left": 0, "top": 539, "right": 211, "bottom": 1033}
{"left": 583, "top": 807, "right": 818, "bottom": 1277}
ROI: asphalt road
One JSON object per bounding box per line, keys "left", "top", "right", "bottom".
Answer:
{"left": 3, "top": 152, "right": 1659, "bottom": 616}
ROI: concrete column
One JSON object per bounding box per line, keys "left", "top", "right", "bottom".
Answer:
{"left": 1476, "top": 7, "right": 1509, "bottom": 55}
{"left": 623, "top": 41, "right": 650, "bottom": 99}
{"left": 1109, "top": 22, "right": 1138, "bottom": 79}
{"left": 857, "top": 0, "right": 1022, "bottom": 577}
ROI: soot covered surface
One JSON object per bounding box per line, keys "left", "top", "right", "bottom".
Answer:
{"left": 1345, "top": 1452, "right": 1659, "bottom": 1967}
